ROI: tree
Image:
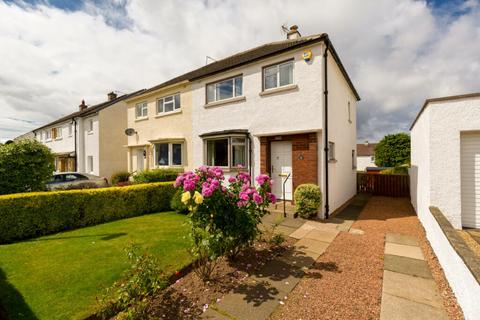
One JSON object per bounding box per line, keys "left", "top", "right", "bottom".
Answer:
{"left": 374, "top": 133, "right": 410, "bottom": 167}
{"left": 0, "top": 139, "right": 55, "bottom": 195}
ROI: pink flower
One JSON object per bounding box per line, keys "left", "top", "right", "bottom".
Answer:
{"left": 239, "top": 191, "right": 249, "bottom": 201}
{"left": 253, "top": 193, "right": 263, "bottom": 204}
{"left": 184, "top": 180, "right": 196, "bottom": 192}
{"left": 267, "top": 192, "right": 277, "bottom": 203}
{"left": 228, "top": 176, "right": 236, "bottom": 183}
{"left": 237, "top": 200, "right": 247, "bottom": 207}
{"left": 255, "top": 174, "right": 270, "bottom": 186}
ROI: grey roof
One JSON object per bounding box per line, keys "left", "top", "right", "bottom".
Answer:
{"left": 33, "top": 89, "right": 146, "bottom": 132}
{"left": 137, "top": 33, "right": 360, "bottom": 101}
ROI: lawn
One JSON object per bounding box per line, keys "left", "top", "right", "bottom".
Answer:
{"left": 0, "top": 212, "right": 192, "bottom": 320}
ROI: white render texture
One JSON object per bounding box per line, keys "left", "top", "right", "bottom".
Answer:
{"left": 411, "top": 97, "right": 480, "bottom": 228}
{"left": 35, "top": 121, "right": 75, "bottom": 155}
{"left": 357, "top": 155, "right": 375, "bottom": 171}
{"left": 190, "top": 42, "right": 357, "bottom": 215}
{"left": 410, "top": 96, "right": 480, "bottom": 319}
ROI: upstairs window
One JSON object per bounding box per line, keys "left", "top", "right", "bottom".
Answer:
{"left": 45, "top": 130, "right": 51, "bottom": 140}
{"left": 154, "top": 142, "right": 183, "bottom": 167}
{"left": 328, "top": 141, "right": 335, "bottom": 161}
{"left": 136, "top": 102, "right": 148, "bottom": 118}
{"left": 205, "top": 136, "right": 247, "bottom": 168}
{"left": 263, "top": 60, "right": 294, "bottom": 90}
{"left": 88, "top": 119, "right": 93, "bottom": 133}
{"left": 206, "top": 75, "right": 243, "bottom": 103}
{"left": 157, "top": 93, "right": 181, "bottom": 114}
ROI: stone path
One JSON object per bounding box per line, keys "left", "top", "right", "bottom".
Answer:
{"left": 380, "top": 233, "right": 448, "bottom": 320}
{"left": 202, "top": 195, "right": 369, "bottom": 320}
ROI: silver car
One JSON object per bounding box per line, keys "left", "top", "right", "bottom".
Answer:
{"left": 46, "top": 172, "right": 108, "bottom": 190}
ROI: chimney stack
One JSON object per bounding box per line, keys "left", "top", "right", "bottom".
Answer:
{"left": 287, "top": 25, "right": 301, "bottom": 40}
{"left": 107, "top": 91, "right": 117, "bottom": 101}
{"left": 79, "top": 100, "right": 87, "bottom": 111}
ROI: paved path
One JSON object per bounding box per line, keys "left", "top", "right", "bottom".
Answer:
{"left": 202, "top": 195, "right": 369, "bottom": 320}
{"left": 380, "top": 233, "right": 448, "bottom": 320}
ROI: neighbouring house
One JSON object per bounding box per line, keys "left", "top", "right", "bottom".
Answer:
{"left": 124, "top": 82, "right": 192, "bottom": 172}
{"left": 356, "top": 141, "right": 377, "bottom": 171}
{"left": 13, "top": 131, "right": 35, "bottom": 142}
{"left": 410, "top": 92, "right": 480, "bottom": 319}
{"left": 33, "top": 91, "right": 143, "bottom": 180}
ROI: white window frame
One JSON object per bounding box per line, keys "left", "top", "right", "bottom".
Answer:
{"left": 45, "top": 130, "right": 52, "bottom": 141}
{"left": 87, "top": 119, "right": 94, "bottom": 133}
{"left": 206, "top": 75, "right": 243, "bottom": 104}
{"left": 204, "top": 135, "right": 248, "bottom": 169}
{"left": 328, "top": 141, "right": 336, "bottom": 161}
{"left": 157, "top": 93, "right": 181, "bottom": 114}
{"left": 68, "top": 123, "right": 73, "bottom": 136}
{"left": 153, "top": 142, "right": 184, "bottom": 167}
{"left": 135, "top": 102, "right": 148, "bottom": 119}
{"left": 87, "top": 155, "right": 94, "bottom": 173}
{"left": 263, "top": 60, "right": 294, "bottom": 91}
{"left": 56, "top": 126, "right": 62, "bottom": 139}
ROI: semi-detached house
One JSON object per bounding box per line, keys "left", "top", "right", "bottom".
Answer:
{"left": 126, "top": 26, "right": 360, "bottom": 217}
{"left": 33, "top": 91, "right": 143, "bottom": 181}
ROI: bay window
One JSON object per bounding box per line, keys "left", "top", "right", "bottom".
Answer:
{"left": 205, "top": 136, "right": 247, "bottom": 168}
{"left": 263, "top": 60, "right": 294, "bottom": 90}
{"left": 206, "top": 75, "right": 243, "bottom": 103}
{"left": 157, "top": 93, "right": 181, "bottom": 114}
{"left": 154, "top": 142, "right": 183, "bottom": 167}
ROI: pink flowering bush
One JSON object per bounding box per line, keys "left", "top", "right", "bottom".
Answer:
{"left": 174, "top": 166, "right": 276, "bottom": 279}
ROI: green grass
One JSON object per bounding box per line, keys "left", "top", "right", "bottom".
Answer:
{"left": 0, "top": 212, "right": 192, "bottom": 320}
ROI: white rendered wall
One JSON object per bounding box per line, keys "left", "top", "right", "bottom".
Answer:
{"left": 82, "top": 115, "right": 100, "bottom": 176}
{"left": 35, "top": 121, "right": 75, "bottom": 155}
{"left": 357, "top": 156, "right": 375, "bottom": 171}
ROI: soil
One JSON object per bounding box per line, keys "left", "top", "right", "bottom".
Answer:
{"left": 269, "top": 196, "right": 464, "bottom": 320}
{"left": 146, "top": 237, "right": 296, "bottom": 319}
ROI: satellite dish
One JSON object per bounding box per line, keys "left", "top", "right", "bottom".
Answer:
{"left": 125, "top": 128, "right": 137, "bottom": 136}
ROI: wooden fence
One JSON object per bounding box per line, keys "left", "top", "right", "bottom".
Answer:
{"left": 357, "top": 173, "right": 410, "bottom": 197}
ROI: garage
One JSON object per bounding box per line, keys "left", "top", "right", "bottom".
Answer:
{"left": 461, "top": 132, "right": 480, "bottom": 228}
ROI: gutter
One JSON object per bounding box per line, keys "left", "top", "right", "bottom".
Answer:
{"left": 323, "top": 40, "right": 330, "bottom": 219}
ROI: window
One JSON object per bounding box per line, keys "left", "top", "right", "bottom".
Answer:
{"left": 136, "top": 102, "right": 148, "bottom": 118}
{"left": 87, "top": 156, "right": 93, "bottom": 173}
{"left": 328, "top": 141, "right": 335, "bottom": 161}
{"left": 352, "top": 150, "right": 356, "bottom": 169}
{"left": 206, "top": 76, "right": 243, "bottom": 103}
{"left": 154, "top": 142, "right": 183, "bottom": 167}
{"left": 263, "top": 60, "right": 293, "bottom": 90}
{"left": 348, "top": 101, "right": 352, "bottom": 123}
{"left": 205, "top": 136, "right": 247, "bottom": 168}
{"left": 88, "top": 119, "right": 94, "bottom": 132}
{"left": 68, "top": 123, "right": 73, "bottom": 136}
{"left": 52, "top": 128, "right": 57, "bottom": 139}
{"left": 55, "top": 127, "right": 62, "bottom": 138}
{"left": 157, "top": 93, "right": 181, "bottom": 114}
{"left": 45, "top": 130, "right": 51, "bottom": 140}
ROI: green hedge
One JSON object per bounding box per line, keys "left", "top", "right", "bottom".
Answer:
{"left": 0, "top": 182, "right": 175, "bottom": 244}
{"left": 132, "top": 168, "right": 182, "bottom": 184}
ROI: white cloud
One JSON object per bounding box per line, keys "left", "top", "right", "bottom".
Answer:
{"left": 0, "top": 0, "right": 479, "bottom": 142}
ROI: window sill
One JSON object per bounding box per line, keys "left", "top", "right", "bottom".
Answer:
{"left": 55, "top": 137, "right": 63, "bottom": 141}
{"left": 204, "top": 96, "right": 246, "bottom": 108}
{"left": 155, "top": 109, "right": 182, "bottom": 118}
{"left": 328, "top": 159, "right": 338, "bottom": 163}
{"left": 135, "top": 117, "right": 149, "bottom": 122}
{"left": 260, "top": 84, "right": 298, "bottom": 97}
{"left": 87, "top": 131, "right": 94, "bottom": 135}
{"left": 45, "top": 139, "right": 52, "bottom": 143}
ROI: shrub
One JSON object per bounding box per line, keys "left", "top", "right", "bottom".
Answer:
{"left": 111, "top": 171, "right": 131, "bottom": 185}
{"left": 175, "top": 167, "right": 275, "bottom": 280}
{"left": 0, "top": 182, "right": 175, "bottom": 243}
{"left": 170, "top": 189, "right": 189, "bottom": 214}
{"left": 96, "top": 243, "right": 166, "bottom": 319}
{"left": 380, "top": 165, "right": 409, "bottom": 175}
{"left": 133, "top": 168, "right": 182, "bottom": 184}
{"left": 294, "top": 184, "right": 322, "bottom": 219}
{"left": 374, "top": 133, "right": 411, "bottom": 167}
{"left": 0, "top": 139, "right": 55, "bottom": 195}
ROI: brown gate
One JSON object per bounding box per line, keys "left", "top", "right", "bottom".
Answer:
{"left": 357, "top": 173, "right": 410, "bottom": 197}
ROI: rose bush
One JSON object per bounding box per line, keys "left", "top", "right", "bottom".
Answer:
{"left": 174, "top": 166, "right": 276, "bottom": 280}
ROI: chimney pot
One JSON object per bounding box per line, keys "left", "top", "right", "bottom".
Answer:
{"left": 107, "top": 91, "right": 117, "bottom": 101}
{"left": 79, "top": 100, "right": 87, "bottom": 111}
{"left": 364, "top": 140, "right": 369, "bottom": 146}
{"left": 286, "top": 25, "right": 301, "bottom": 40}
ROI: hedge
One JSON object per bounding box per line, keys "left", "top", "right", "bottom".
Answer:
{"left": 132, "top": 168, "right": 183, "bottom": 184}
{"left": 0, "top": 182, "right": 175, "bottom": 244}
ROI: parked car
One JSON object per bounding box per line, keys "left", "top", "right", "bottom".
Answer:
{"left": 46, "top": 172, "right": 108, "bottom": 190}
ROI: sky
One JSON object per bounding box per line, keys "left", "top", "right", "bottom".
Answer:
{"left": 1, "top": 0, "right": 479, "bottom": 143}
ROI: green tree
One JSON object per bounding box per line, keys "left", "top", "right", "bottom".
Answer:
{"left": 374, "top": 133, "right": 411, "bottom": 167}
{"left": 0, "top": 139, "right": 55, "bottom": 195}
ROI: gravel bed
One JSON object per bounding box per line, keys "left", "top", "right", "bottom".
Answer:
{"left": 270, "top": 196, "right": 464, "bottom": 320}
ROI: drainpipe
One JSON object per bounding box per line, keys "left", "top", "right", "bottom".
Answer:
{"left": 73, "top": 118, "right": 78, "bottom": 172}
{"left": 323, "top": 40, "right": 330, "bottom": 219}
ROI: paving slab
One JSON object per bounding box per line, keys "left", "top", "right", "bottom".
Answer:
{"left": 385, "top": 242, "right": 425, "bottom": 260}
{"left": 382, "top": 270, "right": 444, "bottom": 309}
{"left": 294, "top": 238, "right": 330, "bottom": 255}
{"left": 279, "top": 218, "right": 305, "bottom": 229}
{"left": 386, "top": 233, "right": 420, "bottom": 246}
{"left": 274, "top": 225, "right": 297, "bottom": 236}
{"left": 384, "top": 254, "right": 433, "bottom": 279}
{"left": 304, "top": 228, "right": 339, "bottom": 243}
{"left": 380, "top": 292, "right": 448, "bottom": 320}
{"left": 201, "top": 308, "right": 232, "bottom": 319}
{"left": 251, "top": 259, "right": 304, "bottom": 294}
{"left": 304, "top": 220, "right": 339, "bottom": 231}
{"left": 277, "top": 249, "right": 317, "bottom": 269}
{"left": 289, "top": 223, "right": 316, "bottom": 239}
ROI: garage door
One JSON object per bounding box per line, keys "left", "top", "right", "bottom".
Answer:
{"left": 461, "top": 132, "right": 480, "bottom": 228}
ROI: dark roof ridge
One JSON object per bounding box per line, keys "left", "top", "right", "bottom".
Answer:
{"left": 410, "top": 92, "right": 480, "bottom": 130}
